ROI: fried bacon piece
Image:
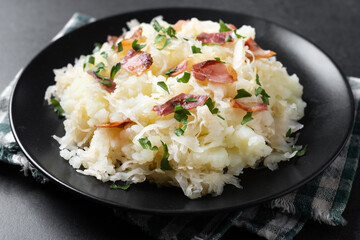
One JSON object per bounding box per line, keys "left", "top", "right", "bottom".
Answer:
{"left": 107, "top": 27, "right": 143, "bottom": 50}
{"left": 196, "top": 31, "right": 233, "bottom": 45}
{"left": 245, "top": 37, "right": 276, "bottom": 60}
{"left": 165, "top": 59, "right": 189, "bottom": 77}
{"left": 153, "top": 93, "right": 208, "bottom": 116}
{"left": 191, "top": 60, "right": 237, "bottom": 84}
{"left": 87, "top": 71, "right": 116, "bottom": 93}
{"left": 172, "top": 20, "right": 189, "bottom": 31}
{"left": 230, "top": 99, "right": 268, "bottom": 112}
{"left": 95, "top": 119, "right": 134, "bottom": 128}
{"left": 121, "top": 49, "right": 153, "bottom": 75}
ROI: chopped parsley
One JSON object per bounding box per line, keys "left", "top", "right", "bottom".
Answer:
{"left": 90, "top": 62, "right": 106, "bottom": 74}
{"left": 157, "top": 38, "right": 171, "bottom": 50}
{"left": 154, "top": 34, "right": 166, "bottom": 44}
{"left": 98, "top": 80, "right": 112, "bottom": 87}
{"left": 177, "top": 72, "right": 191, "bottom": 83}
{"left": 175, "top": 125, "right": 187, "bottom": 136}
{"left": 157, "top": 81, "right": 170, "bottom": 94}
{"left": 191, "top": 45, "right": 202, "bottom": 54}
{"left": 164, "top": 66, "right": 177, "bottom": 77}
{"left": 184, "top": 97, "right": 198, "bottom": 103}
{"left": 296, "top": 145, "right": 308, "bottom": 157}
{"left": 204, "top": 98, "right": 225, "bottom": 120}
{"left": 50, "top": 98, "right": 65, "bottom": 117}
{"left": 219, "top": 19, "right": 232, "bottom": 32}
{"left": 117, "top": 41, "right": 123, "bottom": 52}
{"left": 214, "top": 57, "right": 225, "bottom": 63}
{"left": 110, "top": 63, "right": 121, "bottom": 80}
{"left": 174, "top": 104, "right": 191, "bottom": 124}
{"left": 138, "top": 137, "right": 158, "bottom": 151}
{"left": 241, "top": 112, "right": 253, "bottom": 125}
{"left": 83, "top": 55, "right": 95, "bottom": 70}
{"left": 234, "top": 30, "right": 245, "bottom": 39}
{"left": 225, "top": 35, "right": 232, "bottom": 43}
{"left": 100, "top": 51, "right": 108, "bottom": 59}
{"left": 255, "top": 74, "right": 261, "bottom": 86}
{"left": 203, "top": 42, "right": 222, "bottom": 46}
{"left": 217, "top": 114, "right": 225, "bottom": 120}
{"left": 110, "top": 183, "right": 130, "bottom": 190}
{"left": 93, "top": 43, "right": 102, "bottom": 53}
{"left": 234, "top": 89, "right": 252, "bottom": 99}
{"left": 152, "top": 20, "right": 177, "bottom": 50}
{"left": 286, "top": 128, "right": 292, "bottom": 138}
{"left": 160, "top": 141, "right": 172, "bottom": 170}
{"left": 132, "top": 39, "right": 146, "bottom": 51}
{"left": 254, "top": 74, "right": 270, "bottom": 105}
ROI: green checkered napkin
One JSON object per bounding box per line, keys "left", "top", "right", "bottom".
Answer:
{"left": 1, "top": 13, "right": 359, "bottom": 240}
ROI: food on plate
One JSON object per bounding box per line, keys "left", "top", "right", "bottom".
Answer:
{"left": 45, "top": 17, "right": 306, "bottom": 199}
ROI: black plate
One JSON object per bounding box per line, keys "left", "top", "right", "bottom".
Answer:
{"left": 10, "top": 8, "right": 354, "bottom": 214}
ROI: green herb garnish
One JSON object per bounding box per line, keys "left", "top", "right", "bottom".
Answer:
{"left": 152, "top": 20, "right": 162, "bottom": 32}
{"left": 225, "top": 35, "right": 232, "bottom": 43}
{"left": 204, "top": 97, "right": 219, "bottom": 114}
{"left": 90, "top": 62, "right": 106, "bottom": 74}
{"left": 132, "top": 39, "right": 146, "bottom": 51}
{"left": 217, "top": 114, "right": 225, "bottom": 120}
{"left": 138, "top": 137, "right": 158, "bottom": 151}
{"left": 296, "top": 145, "right": 308, "bottom": 157}
{"left": 160, "top": 141, "right": 172, "bottom": 170}
{"left": 93, "top": 43, "right": 102, "bottom": 53}
{"left": 174, "top": 105, "right": 191, "bottom": 124}
{"left": 184, "top": 97, "right": 198, "bottom": 103}
{"left": 98, "top": 80, "right": 112, "bottom": 87}
{"left": 254, "top": 74, "right": 270, "bottom": 105}
{"left": 175, "top": 125, "right": 187, "bottom": 136}
{"left": 219, "top": 19, "right": 232, "bottom": 32}
{"left": 286, "top": 128, "right": 292, "bottom": 138}
{"left": 83, "top": 55, "right": 95, "bottom": 70}
{"left": 117, "top": 41, "right": 123, "bottom": 52}
{"left": 157, "top": 81, "right": 170, "bottom": 94}
{"left": 110, "top": 63, "right": 121, "bottom": 80}
{"left": 241, "top": 112, "right": 253, "bottom": 125}
{"left": 203, "top": 42, "right": 222, "bottom": 46}
{"left": 154, "top": 34, "right": 166, "bottom": 44}
{"left": 100, "top": 51, "right": 108, "bottom": 59}
{"left": 191, "top": 45, "right": 202, "bottom": 54}
{"left": 110, "top": 183, "right": 130, "bottom": 190}
{"left": 157, "top": 38, "right": 171, "bottom": 50}
{"left": 255, "top": 74, "right": 261, "bottom": 86}
{"left": 234, "top": 89, "right": 252, "bottom": 99}
{"left": 214, "top": 57, "right": 225, "bottom": 63}
{"left": 164, "top": 66, "right": 177, "bottom": 77}
{"left": 50, "top": 98, "right": 65, "bottom": 117}
{"left": 234, "top": 30, "right": 244, "bottom": 39}
{"left": 177, "top": 72, "right": 191, "bottom": 83}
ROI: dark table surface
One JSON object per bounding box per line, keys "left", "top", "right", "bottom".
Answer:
{"left": 1, "top": 0, "right": 360, "bottom": 239}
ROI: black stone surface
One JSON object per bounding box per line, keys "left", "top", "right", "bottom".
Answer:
{"left": 1, "top": 0, "right": 359, "bottom": 239}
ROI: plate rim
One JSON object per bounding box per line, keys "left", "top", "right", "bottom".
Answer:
{"left": 9, "top": 7, "right": 355, "bottom": 214}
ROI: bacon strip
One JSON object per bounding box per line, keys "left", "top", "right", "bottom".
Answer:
{"left": 230, "top": 99, "right": 268, "bottom": 112}
{"left": 107, "top": 27, "right": 143, "bottom": 50}
{"left": 227, "top": 24, "right": 237, "bottom": 30}
{"left": 130, "top": 27, "right": 143, "bottom": 40}
{"left": 173, "top": 20, "right": 188, "bottom": 32}
{"left": 165, "top": 59, "right": 188, "bottom": 77}
{"left": 196, "top": 31, "right": 233, "bottom": 45}
{"left": 121, "top": 49, "right": 153, "bottom": 75}
{"left": 95, "top": 119, "right": 134, "bottom": 128}
{"left": 153, "top": 93, "right": 208, "bottom": 116}
{"left": 191, "top": 60, "right": 237, "bottom": 84}
{"left": 87, "top": 71, "right": 116, "bottom": 93}
{"left": 245, "top": 37, "right": 276, "bottom": 60}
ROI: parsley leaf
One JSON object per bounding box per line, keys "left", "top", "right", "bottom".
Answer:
{"left": 296, "top": 145, "right": 308, "bottom": 157}
{"left": 110, "top": 63, "right": 121, "bottom": 80}
{"left": 138, "top": 137, "right": 158, "bottom": 151}
{"left": 154, "top": 34, "right": 166, "bottom": 44}
{"left": 234, "top": 89, "right": 252, "bottom": 99}
{"left": 117, "top": 42, "right": 123, "bottom": 52}
{"left": 160, "top": 141, "right": 172, "bottom": 170}
{"left": 191, "top": 45, "right": 202, "bottom": 54}
{"left": 214, "top": 57, "right": 225, "bottom": 63}
{"left": 203, "top": 42, "right": 222, "bottom": 46}
{"left": 204, "top": 97, "right": 219, "bottom": 114}
{"left": 132, "top": 39, "right": 146, "bottom": 51}
{"left": 241, "top": 112, "right": 253, "bottom": 125}
{"left": 110, "top": 183, "right": 130, "bottom": 190}
{"left": 166, "top": 26, "right": 177, "bottom": 39}
{"left": 157, "top": 81, "right": 170, "bottom": 94}
{"left": 219, "top": 19, "right": 232, "bottom": 32}
{"left": 184, "top": 97, "right": 197, "bottom": 103}
{"left": 90, "top": 62, "right": 106, "bottom": 74}
{"left": 217, "top": 114, "right": 225, "bottom": 120}
{"left": 164, "top": 66, "right": 177, "bottom": 77}
{"left": 152, "top": 20, "right": 162, "bottom": 32}
{"left": 50, "top": 98, "right": 65, "bottom": 117}
{"left": 255, "top": 74, "right": 261, "bottom": 86}
{"left": 175, "top": 125, "right": 187, "bottom": 136}
{"left": 93, "top": 43, "right": 102, "bottom": 53}
{"left": 83, "top": 55, "right": 95, "bottom": 70}
{"left": 286, "top": 128, "right": 292, "bottom": 138}
{"left": 234, "top": 30, "right": 245, "bottom": 39}
{"left": 157, "top": 38, "right": 171, "bottom": 50}
{"left": 100, "top": 51, "right": 108, "bottom": 59}
{"left": 254, "top": 74, "right": 270, "bottom": 105}
{"left": 177, "top": 72, "right": 191, "bottom": 83}
{"left": 174, "top": 105, "right": 191, "bottom": 124}
{"left": 98, "top": 80, "right": 112, "bottom": 87}
{"left": 225, "top": 35, "right": 232, "bottom": 43}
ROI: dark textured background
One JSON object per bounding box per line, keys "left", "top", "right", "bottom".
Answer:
{"left": 1, "top": 0, "right": 360, "bottom": 239}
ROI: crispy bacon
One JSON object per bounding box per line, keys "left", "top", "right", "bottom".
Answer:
{"left": 107, "top": 35, "right": 122, "bottom": 46}
{"left": 130, "top": 27, "right": 143, "bottom": 39}
{"left": 87, "top": 71, "right": 116, "bottom": 93}
{"left": 173, "top": 20, "right": 189, "bottom": 31}
{"left": 191, "top": 60, "right": 237, "bottom": 84}
{"left": 121, "top": 49, "right": 153, "bottom": 75}
{"left": 196, "top": 31, "right": 233, "bottom": 45}
{"left": 95, "top": 119, "right": 134, "bottom": 128}
{"left": 227, "top": 24, "right": 237, "bottom": 30}
{"left": 245, "top": 37, "right": 276, "bottom": 60}
{"left": 153, "top": 93, "right": 208, "bottom": 116}
{"left": 166, "top": 59, "right": 188, "bottom": 77}
{"left": 230, "top": 99, "right": 268, "bottom": 112}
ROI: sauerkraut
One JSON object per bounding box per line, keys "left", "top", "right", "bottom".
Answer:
{"left": 45, "top": 17, "right": 306, "bottom": 199}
